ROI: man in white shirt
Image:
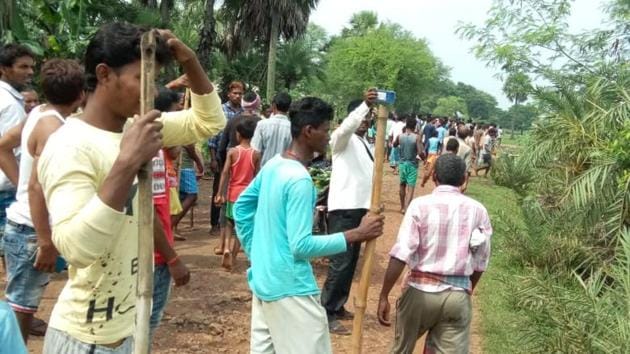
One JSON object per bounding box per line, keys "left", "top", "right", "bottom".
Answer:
{"left": 0, "top": 59, "right": 84, "bottom": 343}
{"left": 321, "top": 89, "right": 377, "bottom": 335}
{"left": 0, "top": 44, "right": 35, "bottom": 259}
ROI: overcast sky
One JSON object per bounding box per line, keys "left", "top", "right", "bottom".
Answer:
{"left": 310, "top": 0, "right": 607, "bottom": 108}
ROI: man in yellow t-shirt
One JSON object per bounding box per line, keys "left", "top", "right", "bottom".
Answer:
{"left": 37, "top": 23, "right": 225, "bottom": 353}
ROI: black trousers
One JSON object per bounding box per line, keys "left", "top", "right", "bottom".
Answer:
{"left": 210, "top": 170, "right": 221, "bottom": 226}
{"left": 320, "top": 208, "right": 368, "bottom": 317}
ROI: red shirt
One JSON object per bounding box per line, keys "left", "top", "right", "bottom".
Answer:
{"left": 227, "top": 146, "right": 256, "bottom": 202}
{"left": 153, "top": 150, "right": 174, "bottom": 265}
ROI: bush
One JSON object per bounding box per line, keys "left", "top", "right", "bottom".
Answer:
{"left": 491, "top": 154, "right": 533, "bottom": 196}
{"left": 514, "top": 228, "right": 630, "bottom": 354}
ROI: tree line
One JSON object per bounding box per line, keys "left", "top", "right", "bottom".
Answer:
{"left": 1, "top": 0, "right": 533, "bottom": 129}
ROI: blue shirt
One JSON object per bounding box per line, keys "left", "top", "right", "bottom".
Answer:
{"left": 234, "top": 155, "right": 347, "bottom": 301}
{"left": 207, "top": 102, "right": 243, "bottom": 157}
{"left": 0, "top": 301, "right": 27, "bottom": 354}
{"left": 428, "top": 137, "right": 440, "bottom": 154}
{"left": 422, "top": 124, "right": 436, "bottom": 148}
{"left": 436, "top": 126, "right": 447, "bottom": 142}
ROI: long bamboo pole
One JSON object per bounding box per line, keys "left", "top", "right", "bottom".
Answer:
{"left": 135, "top": 31, "right": 156, "bottom": 354}
{"left": 351, "top": 105, "right": 389, "bottom": 354}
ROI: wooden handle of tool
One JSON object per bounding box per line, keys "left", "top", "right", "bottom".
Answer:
{"left": 351, "top": 105, "right": 388, "bottom": 354}
{"left": 135, "top": 31, "right": 157, "bottom": 354}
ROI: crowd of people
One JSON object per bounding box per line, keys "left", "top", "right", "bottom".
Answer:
{"left": 0, "top": 22, "right": 494, "bottom": 354}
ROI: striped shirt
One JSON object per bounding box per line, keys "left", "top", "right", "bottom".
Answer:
{"left": 390, "top": 185, "right": 492, "bottom": 293}
{"left": 251, "top": 113, "right": 292, "bottom": 166}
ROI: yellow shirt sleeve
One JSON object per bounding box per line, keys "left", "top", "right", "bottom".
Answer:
{"left": 160, "top": 89, "right": 226, "bottom": 147}
{"left": 38, "top": 145, "right": 127, "bottom": 268}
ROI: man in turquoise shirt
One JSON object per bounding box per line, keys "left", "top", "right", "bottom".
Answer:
{"left": 234, "top": 97, "right": 384, "bottom": 354}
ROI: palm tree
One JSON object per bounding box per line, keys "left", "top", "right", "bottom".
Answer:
{"left": 196, "top": 0, "right": 216, "bottom": 69}
{"left": 220, "top": 0, "right": 319, "bottom": 99}
{"left": 503, "top": 71, "right": 532, "bottom": 137}
{"left": 341, "top": 11, "right": 378, "bottom": 38}
{"left": 277, "top": 24, "right": 326, "bottom": 92}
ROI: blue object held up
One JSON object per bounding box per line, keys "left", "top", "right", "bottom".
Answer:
{"left": 377, "top": 90, "right": 396, "bottom": 105}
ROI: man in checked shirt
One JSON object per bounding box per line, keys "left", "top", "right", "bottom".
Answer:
{"left": 377, "top": 154, "right": 493, "bottom": 354}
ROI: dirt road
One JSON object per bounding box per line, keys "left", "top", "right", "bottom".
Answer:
{"left": 6, "top": 168, "right": 482, "bottom": 353}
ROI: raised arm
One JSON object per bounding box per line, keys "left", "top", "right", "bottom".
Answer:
{"left": 158, "top": 31, "right": 226, "bottom": 147}
{"left": 330, "top": 89, "right": 376, "bottom": 153}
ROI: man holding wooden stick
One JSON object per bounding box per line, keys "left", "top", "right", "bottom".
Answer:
{"left": 233, "top": 97, "right": 384, "bottom": 354}
{"left": 321, "top": 89, "right": 378, "bottom": 335}
{"left": 37, "top": 23, "right": 225, "bottom": 353}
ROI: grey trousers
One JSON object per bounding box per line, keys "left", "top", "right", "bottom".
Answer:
{"left": 43, "top": 327, "right": 134, "bottom": 354}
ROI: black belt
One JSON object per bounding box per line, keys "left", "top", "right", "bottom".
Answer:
{"left": 6, "top": 219, "right": 36, "bottom": 234}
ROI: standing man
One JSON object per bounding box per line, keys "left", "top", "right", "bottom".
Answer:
{"left": 233, "top": 96, "right": 384, "bottom": 354}
{"left": 37, "top": 24, "right": 225, "bottom": 352}
{"left": 0, "top": 44, "right": 35, "bottom": 259}
{"left": 320, "top": 89, "right": 378, "bottom": 335}
{"left": 455, "top": 126, "right": 472, "bottom": 192}
{"left": 209, "top": 81, "right": 244, "bottom": 233}
{"left": 378, "top": 154, "right": 493, "bottom": 353}
{"left": 422, "top": 116, "right": 436, "bottom": 155}
{"left": 0, "top": 59, "right": 84, "bottom": 343}
{"left": 251, "top": 91, "right": 292, "bottom": 166}
{"left": 394, "top": 116, "right": 422, "bottom": 214}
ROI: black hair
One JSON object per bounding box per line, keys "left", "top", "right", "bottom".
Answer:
{"left": 288, "top": 97, "right": 334, "bottom": 139}
{"left": 449, "top": 127, "right": 457, "bottom": 136}
{"left": 347, "top": 99, "right": 363, "bottom": 114}
{"left": 0, "top": 44, "right": 34, "bottom": 67}
{"left": 155, "top": 88, "right": 181, "bottom": 112}
{"left": 40, "top": 59, "right": 85, "bottom": 105}
{"left": 273, "top": 92, "right": 292, "bottom": 112}
{"left": 84, "top": 22, "right": 172, "bottom": 92}
{"left": 457, "top": 126, "right": 470, "bottom": 140}
{"left": 431, "top": 130, "right": 438, "bottom": 138}
{"left": 405, "top": 116, "right": 416, "bottom": 130}
{"left": 236, "top": 118, "right": 257, "bottom": 140}
{"left": 446, "top": 138, "right": 459, "bottom": 153}
{"left": 435, "top": 154, "right": 466, "bottom": 186}
{"left": 243, "top": 91, "right": 258, "bottom": 102}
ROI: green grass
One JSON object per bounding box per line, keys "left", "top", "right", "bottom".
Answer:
{"left": 499, "top": 132, "right": 529, "bottom": 148}
{"left": 467, "top": 178, "right": 531, "bottom": 354}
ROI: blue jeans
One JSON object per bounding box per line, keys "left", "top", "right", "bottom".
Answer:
{"left": 3, "top": 222, "right": 50, "bottom": 313}
{"left": 0, "top": 189, "right": 16, "bottom": 255}
{"left": 149, "top": 264, "right": 172, "bottom": 337}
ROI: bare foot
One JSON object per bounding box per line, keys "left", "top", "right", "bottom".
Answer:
{"left": 400, "top": 209, "right": 405, "bottom": 214}
{"left": 221, "top": 250, "right": 232, "bottom": 270}
{"left": 213, "top": 247, "right": 223, "bottom": 256}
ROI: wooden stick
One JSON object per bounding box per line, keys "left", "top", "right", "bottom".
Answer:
{"left": 135, "top": 31, "right": 157, "bottom": 354}
{"left": 351, "top": 105, "right": 388, "bottom": 354}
